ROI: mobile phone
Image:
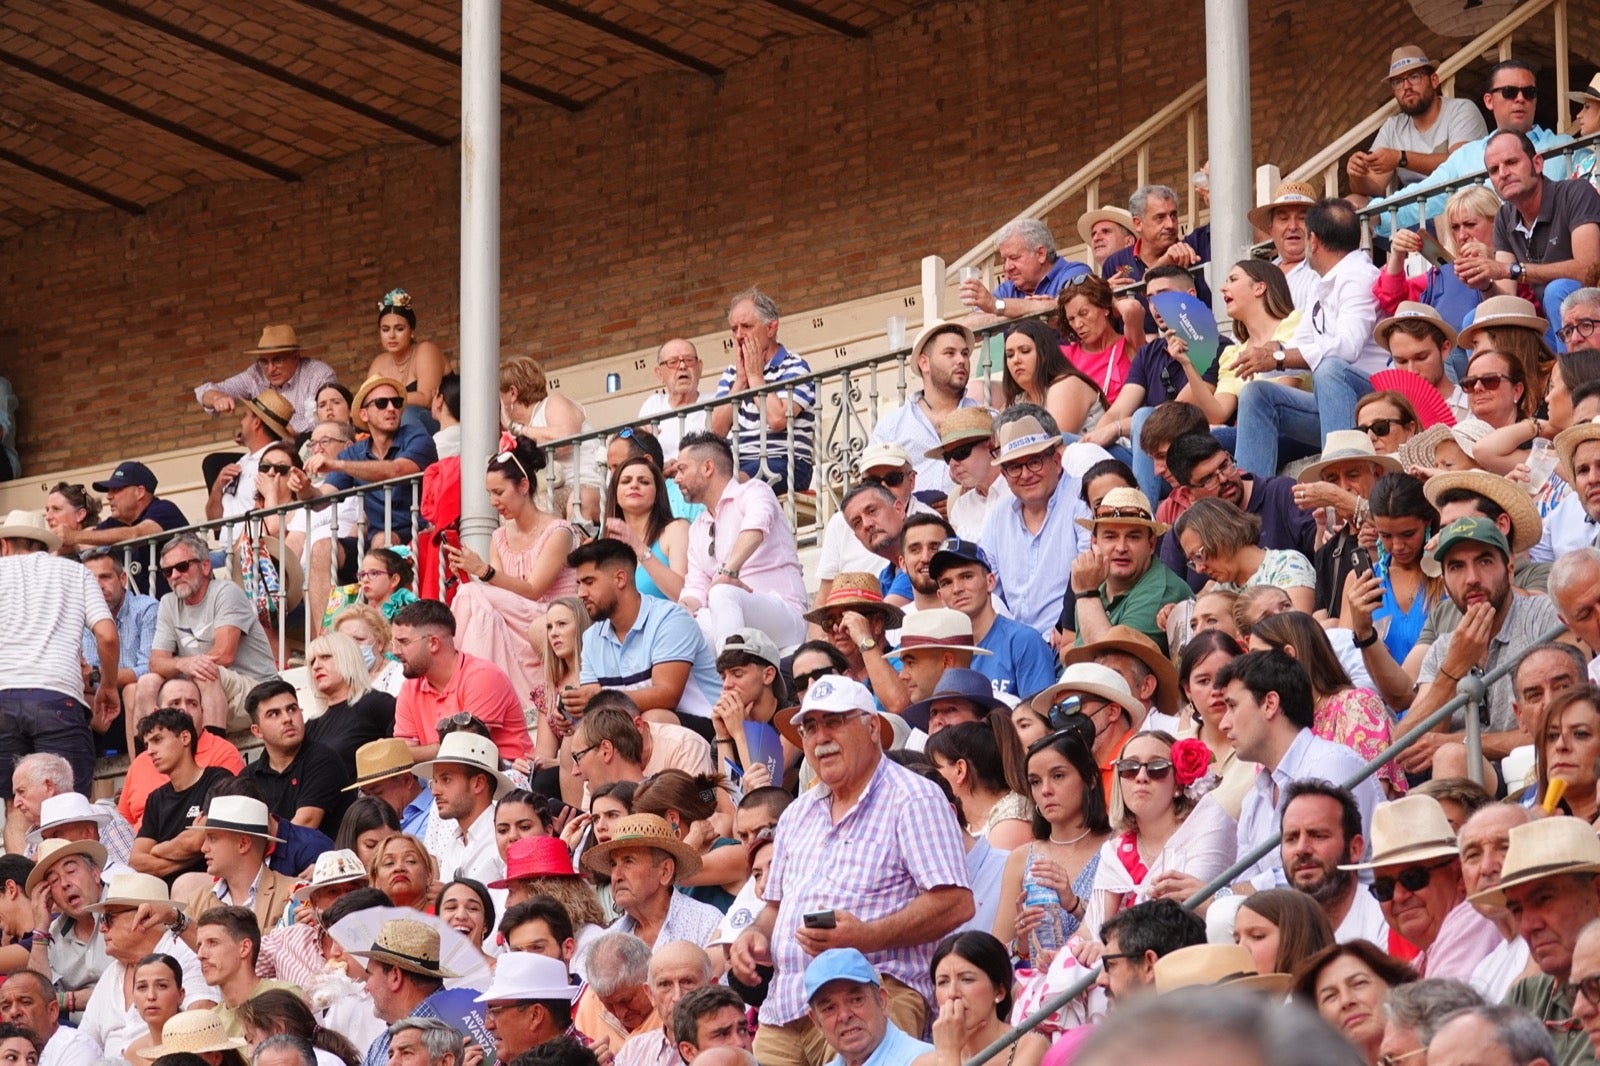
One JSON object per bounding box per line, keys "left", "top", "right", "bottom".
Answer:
{"left": 1418, "top": 229, "right": 1454, "bottom": 267}
{"left": 803, "top": 910, "right": 837, "bottom": 930}
{"left": 723, "top": 757, "right": 745, "bottom": 783}
{"left": 1349, "top": 546, "right": 1373, "bottom": 577}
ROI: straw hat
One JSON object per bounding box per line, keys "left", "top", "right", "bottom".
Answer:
{"left": 1059, "top": 625, "right": 1180, "bottom": 716}
{"left": 352, "top": 374, "right": 408, "bottom": 430}
{"left": 0, "top": 510, "right": 60, "bottom": 553}
{"left": 1555, "top": 420, "right": 1600, "bottom": 488}
{"left": 1339, "top": 794, "right": 1459, "bottom": 871}
{"left": 1450, "top": 418, "right": 1495, "bottom": 460}
{"left": 1297, "top": 431, "right": 1404, "bottom": 485}
{"left": 344, "top": 737, "right": 418, "bottom": 791}
{"left": 136, "top": 1011, "right": 247, "bottom": 1059}
{"left": 1468, "top": 816, "right": 1600, "bottom": 907}
{"left": 26, "top": 792, "right": 113, "bottom": 847}
{"left": 490, "top": 836, "right": 580, "bottom": 887}
{"left": 248, "top": 324, "right": 300, "bottom": 354}
{"left": 202, "top": 796, "right": 284, "bottom": 843}
{"left": 580, "top": 814, "right": 704, "bottom": 879}
{"left": 1073, "top": 486, "right": 1168, "bottom": 536}
{"left": 1421, "top": 470, "right": 1542, "bottom": 555}
{"left": 1374, "top": 301, "right": 1459, "bottom": 351}
{"left": 1032, "top": 662, "right": 1147, "bottom": 723}
{"left": 350, "top": 917, "right": 462, "bottom": 978}
{"left": 1456, "top": 295, "right": 1548, "bottom": 350}
{"left": 803, "top": 572, "right": 906, "bottom": 628}
{"left": 86, "top": 872, "right": 182, "bottom": 913}
{"left": 995, "top": 415, "right": 1061, "bottom": 463}
{"left": 25, "top": 838, "right": 107, "bottom": 896}
{"left": 1078, "top": 206, "right": 1136, "bottom": 247}
{"left": 291, "top": 849, "right": 370, "bottom": 901}
{"left": 472, "top": 951, "right": 578, "bottom": 1004}
{"left": 1568, "top": 72, "right": 1600, "bottom": 105}
{"left": 1383, "top": 45, "right": 1434, "bottom": 81}
{"left": 1153, "top": 943, "right": 1292, "bottom": 995}
{"left": 911, "top": 321, "right": 978, "bottom": 362}
{"left": 923, "top": 408, "right": 995, "bottom": 459}
{"left": 413, "top": 733, "right": 515, "bottom": 799}
{"left": 895, "top": 608, "right": 991, "bottom": 655}
{"left": 1248, "top": 180, "right": 1319, "bottom": 232}
{"left": 242, "top": 389, "right": 297, "bottom": 442}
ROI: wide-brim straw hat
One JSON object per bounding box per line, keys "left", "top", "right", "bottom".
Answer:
{"left": 203, "top": 795, "right": 285, "bottom": 843}
{"left": 242, "top": 389, "right": 298, "bottom": 442}
{"left": 344, "top": 737, "right": 417, "bottom": 791}
{"left": 1568, "top": 72, "right": 1600, "bottom": 105}
{"left": 1153, "top": 943, "right": 1293, "bottom": 996}
{"left": 995, "top": 415, "right": 1061, "bottom": 463}
{"left": 25, "top": 838, "right": 107, "bottom": 896}
{"left": 1555, "top": 421, "right": 1600, "bottom": 488}
{"left": 1421, "top": 471, "right": 1542, "bottom": 555}
{"left": 1375, "top": 300, "right": 1459, "bottom": 351}
{"left": 1059, "top": 625, "right": 1180, "bottom": 716}
{"left": 803, "top": 572, "right": 906, "bottom": 628}
{"left": 1340, "top": 794, "right": 1459, "bottom": 871}
{"left": 350, "top": 917, "right": 463, "bottom": 978}
{"left": 413, "top": 733, "right": 515, "bottom": 800}
{"left": 86, "top": 872, "right": 182, "bottom": 913}
{"left": 1078, "top": 206, "right": 1135, "bottom": 247}
{"left": 248, "top": 324, "right": 300, "bottom": 354}
{"left": 580, "top": 814, "right": 704, "bottom": 879}
{"left": 26, "top": 792, "right": 113, "bottom": 847}
{"left": 352, "top": 374, "right": 408, "bottom": 430}
{"left": 136, "top": 1011, "right": 247, "bottom": 1059}
{"left": 1297, "top": 430, "right": 1405, "bottom": 485}
{"left": 1456, "top": 295, "right": 1548, "bottom": 350}
{"left": 1074, "top": 486, "right": 1168, "bottom": 536}
{"left": 895, "top": 607, "right": 991, "bottom": 655}
{"left": 1248, "top": 180, "right": 1319, "bottom": 232}
{"left": 923, "top": 407, "right": 995, "bottom": 458}
{"left": 291, "top": 848, "right": 369, "bottom": 901}
{"left": 911, "top": 321, "right": 978, "bottom": 362}
{"left": 0, "top": 510, "right": 61, "bottom": 553}
{"left": 1468, "top": 816, "right": 1600, "bottom": 907}
{"left": 1032, "top": 661, "right": 1147, "bottom": 723}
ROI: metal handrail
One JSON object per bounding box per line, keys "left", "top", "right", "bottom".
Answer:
{"left": 1357, "top": 130, "right": 1600, "bottom": 224}
{"left": 962, "top": 622, "right": 1571, "bottom": 1066}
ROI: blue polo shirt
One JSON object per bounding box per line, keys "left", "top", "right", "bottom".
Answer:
{"left": 824, "top": 1022, "right": 932, "bottom": 1066}
{"left": 994, "top": 256, "right": 1091, "bottom": 299}
{"left": 580, "top": 596, "right": 722, "bottom": 721}
{"left": 976, "top": 614, "right": 1059, "bottom": 700}
{"left": 324, "top": 421, "right": 438, "bottom": 541}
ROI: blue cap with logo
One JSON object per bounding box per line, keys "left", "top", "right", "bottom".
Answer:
{"left": 804, "top": 948, "right": 882, "bottom": 1002}
{"left": 92, "top": 462, "right": 157, "bottom": 493}
{"left": 929, "top": 537, "right": 994, "bottom": 580}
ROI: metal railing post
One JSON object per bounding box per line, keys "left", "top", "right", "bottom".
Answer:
{"left": 1459, "top": 670, "right": 1488, "bottom": 788}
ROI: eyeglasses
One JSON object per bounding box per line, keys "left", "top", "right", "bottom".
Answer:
{"left": 1184, "top": 544, "right": 1209, "bottom": 569}
{"left": 259, "top": 463, "right": 294, "bottom": 477}
{"left": 1115, "top": 757, "right": 1174, "bottom": 781}
{"left": 1387, "top": 70, "right": 1432, "bottom": 88}
{"left": 657, "top": 355, "right": 699, "bottom": 369}
{"left": 942, "top": 441, "right": 979, "bottom": 463}
{"left": 1460, "top": 372, "right": 1510, "bottom": 392}
{"left": 794, "top": 712, "right": 866, "bottom": 739}
{"left": 484, "top": 1003, "right": 535, "bottom": 1017}
{"left": 1369, "top": 859, "right": 1452, "bottom": 902}
{"left": 1356, "top": 418, "right": 1411, "bottom": 437}
{"left": 570, "top": 743, "right": 598, "bottom": 766}
{"left": 1573, "top": 973, "right": 1600, "bottom": 1006}
{"left": 792, "top": 667, "right": 833, "bottom": 691}
{"left": 356, "top": 569, "right": 392, "bottom": 580}
{"left": 867, "top": 471, "right": 909, "bottom": 489}
{"left": 1558, "top": 318, "right": 1600, "bottom": 345}
{"left": 161, "top": 559, "right": 199, "bottom": 576}
{"left": 257, "top": 354, "right": 298, "bottom": 369}
{"left": 364, "top": 396, "right": 405, "bottom": 411}
{"left": 310, "top": 436, "right": 343, "bottom": 448}
{"left": 1377, "top": 1049, "right": 1428, "bottom": 1066}
{"left": 1187, "top": 457, "right": 1236, "bottom": 492}
{"left": 999, "top": 454, "right": 1050, "bottom": 478}
{"left": 1491, "top": 85, "right": 1538, "bottom": 100}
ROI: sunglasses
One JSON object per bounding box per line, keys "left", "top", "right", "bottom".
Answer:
{"left": 161, "top": 559, "right": 199, "bottom": 576}
{"left": 493, "top": 448, "right": 531, "bottom": 483}
{"left": 259, "top": 463, "right": 294, "bottom": 477}
{"left": 867, "top": 471, "right": 909, "bottom": 489}
{"left": 364, "top": 396, "right": 405, "bottom": 411}
{"left": 1369, "top": 859, "right": 1451, "bottom": 902}
{"left": 1491, "top": 85, "right": 1538, "bottom": 100}
{"left": 1093, "top": 505, "right": 1154, "bottom": 521}
{"left": 942, "top": 441, "right": 980, "bottom": 463}
{"left": 1460, "top": 372, "right": 1510, "bottom": 392}
{"left": 1558, "top": 318, "right": 1600, "bottom": 345}
{"left": 1115, "top": 757, "right": 1174, "bottom": 781}
{"left": 436, "top": 711, "right": 478, "bottom": 734}
{"left": 792, "top": 667, "right": 833, "bottom": 691}
{"left": 999, "top": 454, "right": 1049, "bottom": 478}
{"left": 1356, "top": 418, "right": 1411, "bottom": 437}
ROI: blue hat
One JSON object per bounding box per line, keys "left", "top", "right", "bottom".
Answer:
{"left": 804, "top": 948, "right": 881, "bottom": 1002}
{"left": 902, "top": 668, "right": 1007, "bottom": 733}
{"left": 92, "top": 461, "right": 157, "bottom": 493}
{"left": 929, "top": 537, "right": 993, "bottom": 581}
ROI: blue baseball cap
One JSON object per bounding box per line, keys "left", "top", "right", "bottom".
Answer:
{"left": 804, "top": 948, "right": 881, "bottom": 1002}
{"left": 929, "top": 537, "right": 993, "bottom": 581}
{"left": 92, "top": 461, "right": 157, "bottom": 493}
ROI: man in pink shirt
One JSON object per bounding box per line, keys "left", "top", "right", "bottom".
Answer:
{"left": 673, "top": 432, "right": 808, "bottom": 653}
{"left": 390, "top": 599, "right": 532, "bottom": 762}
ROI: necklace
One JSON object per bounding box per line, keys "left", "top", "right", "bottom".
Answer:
{"left": 1048, "top": 826, "right": 1092, "bottom": 846}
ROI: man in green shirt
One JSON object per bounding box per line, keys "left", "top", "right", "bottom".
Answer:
{"left": 1070, "top": 487, "right": 1193, "bottom": 654}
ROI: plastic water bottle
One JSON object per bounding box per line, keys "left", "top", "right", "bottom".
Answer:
{"left": 1023, "top": 876, "right": 1066, "bottom": 960}
{"left": 1525, "top": 438, "right": 1557, "bottom": 496}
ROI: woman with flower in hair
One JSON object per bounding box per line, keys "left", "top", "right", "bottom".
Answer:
{"left": 1079, "top": 731, "right": 1236, "bottom": 940}
{"left": 368, "top": 288, "right": 449, "bottom": 431}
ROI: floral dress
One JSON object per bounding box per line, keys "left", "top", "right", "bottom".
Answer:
{"left": 1317, "top": 687, "right": 1406, "bottom": 794}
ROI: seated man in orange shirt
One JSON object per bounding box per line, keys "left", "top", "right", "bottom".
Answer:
{"left": 390, "top": 599, "right": 533, "bottom": 763}
{"left": 118, "top": 676, "right": 245, "bottom": 829}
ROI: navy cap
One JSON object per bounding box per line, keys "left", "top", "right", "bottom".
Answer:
{"left": 92, "top": 462, "right": 157, "bottom": 493}
{"left": 929, "top": 537, "right": 993, "bottom": 581}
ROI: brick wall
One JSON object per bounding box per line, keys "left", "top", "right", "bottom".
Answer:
{"left": 0, "top": 0, "right": 1582, "bottom": 472}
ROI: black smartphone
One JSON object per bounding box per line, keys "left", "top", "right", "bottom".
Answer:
{"left": 1349, "top": 547, "right": 1373, "bottom": 577}
{"left": 802, "top": 910, "right": 837, "bottom": 929}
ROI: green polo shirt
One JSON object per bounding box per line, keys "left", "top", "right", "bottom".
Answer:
{"left": 1075, "top": 560, "right": 1193, "bottom": 655}
{"left": 1506, "top": 974, "right": 1595, "bottom": 1066}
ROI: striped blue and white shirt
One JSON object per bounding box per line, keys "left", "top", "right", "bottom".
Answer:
{"left": 713, "top": 345, "right": 816, "bottom": 469}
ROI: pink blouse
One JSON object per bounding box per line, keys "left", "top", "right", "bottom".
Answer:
{"left": 1316, "top": 687, "right": 1407, "bottom": 794}
{"left": 1061, "top": 336, "right": 1132, "bottom": 405}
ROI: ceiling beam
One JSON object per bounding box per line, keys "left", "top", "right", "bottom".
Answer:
{"left": 282, "top": 0, "right": 584, "bottom": 111}
{"left": 81, "top": 0, "right": 454, "bottom": 146}
{"left": 0, "top": 146, "right": 144, "bottom": 215}
{"left": 0, "top": 48, "right": 301, "bottom": 183}
{"left": 755, "top": 0, "right": 867, "bottom": 38}
{"left": 520, "top": 0, "right": 725, "bottom": 77}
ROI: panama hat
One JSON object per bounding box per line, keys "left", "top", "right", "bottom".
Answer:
{"left": 1468, "top": 816, "right": 1600, "bottom": 907}
{"left": 1078, "top": 206, "right": 1136, "bottom": 247}
{"left": 1248, "top": 180, "right": 1319, "bottom": 232}
{"left": 1074, "top": 486, "right": 1168, "bottom": 536}
{"left": 1456, "top": 295, "right": 1548, "bottom": 350}
{"left": 1032, "top": 662, "right": 1147, "bottom": 723}
{"left": 896, "top": 608, "right": 991, "bottom": 655}
{"left": 579, "top": 814, "right": 704, "bottom": 879}
{"left": 1420, "top": 470, "right": 1542, "bottom": 555}
{"left": 1297, "top": 431, "right": 1404, "bottom": 485}
{"left": 1339, "top": 794, "right": 1459, "bottom": 871}
{"left": 201, "top": 795, "right": 284, "bottom": 843}
{"left": 1555, "top": 420, "right": 1600, "bottom": 488}
{"left": 350, "top": 917, "right": 462, "bottom": 978}
{"left": 413, "top": 733, "right": 515, "bottom": 799}
{"left": 473, "top": 951, "right": 577, "bottom": 1004}
{"left": 291, "top": 849, "right": 370, "bottom": 901}
{"left": 773, "top": 673, "right": 895, "bottom": 749}
{"left": 490, "top": 836, "right": 580, "bottom": 887}
{"left": 25, "top": 838, "right": 107, "bottom": 896}
{"left": 912, "top": 321, "right": 978, "bottom": 362}
{"left": 1568, "top": 72, "right": 1600, "bottom": 105}
{"left": 344, "top": 737, "right": 418, "bottom": 791}
{"left": 242, "top": 389, "right": 297, "bottom": 442}
{"left": 136, "top": 1011, "right": 247, "bottom": 1058}
{"left": 1059, "top": 626, "right": 1180, "bottom": 716}
{"left": 1374, "top": 301, "right": 1459, "bottom": 351}
{"left": 87, "top": 872, "right": 182, "bottom": 913}
{"left": 803, "top": 572, "right": 906, "bottom": 628}
{"left": 923, "top": 407, "right": 995, "bottom": 459}
{"left": 1153, "top": 943, "right": 1292, "bottom": 995}
{"left": 248, "top": 324, "right": 300, "bottom": 354}
{"left": 995, "top": 414, "right": 1062, "bottom": 463}
{"left": 0, "top": 510, "right": 60, "bottom": 553}
{"left": 26, "top": 792, "right": 113, "bottom": 847}
{"left": 352, "top": 374, "right": 408, "bottom": 430}
{"left": 1383, "top": 45, "right": 1434, "bottom": 82}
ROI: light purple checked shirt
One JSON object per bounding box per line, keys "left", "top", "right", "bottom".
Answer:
{"left": 194, "top": 357, "right": 339, "bottom": 434}
{"left": 760, "top": 755, "right": 971, "bottom": 1025}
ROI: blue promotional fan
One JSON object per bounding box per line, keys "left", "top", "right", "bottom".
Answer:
{"left": 1149, "top": 290, "right": 1221, "bottom": 377}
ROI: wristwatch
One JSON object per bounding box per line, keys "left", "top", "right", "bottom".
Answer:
{"left": 859, "top": 637, "right": 879, "bottom": 652}
{"left": 1509, "top": 261, "right": 1526, "bottom": 282}
{"left": 1273, "top": 342, "right": 1287, "bottom": 366}
{"left": 994, "top": 298, "right": 1008, "bottom": 316}
{"left": 1398, "top": 150, "right": 1410, "bottom": 171}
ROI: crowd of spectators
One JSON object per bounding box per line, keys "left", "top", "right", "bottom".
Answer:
{"left": 4, "top": 41, "right": 1600, "bottom": 1066}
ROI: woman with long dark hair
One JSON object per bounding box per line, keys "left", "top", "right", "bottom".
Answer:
{"left": 601, "top": 455, "right": 688, "bottom": 601}
{"left": 1001, "top": 319, "right": 1108, "bottom": 435}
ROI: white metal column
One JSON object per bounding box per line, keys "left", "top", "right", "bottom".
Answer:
{"left": 1206, "top": 0, "right": 1252, "bottom": 320}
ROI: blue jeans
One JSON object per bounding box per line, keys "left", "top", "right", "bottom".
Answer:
{"left": 1236, "top": 360, "right": 1370, "bottom": 478}
{"left": 741, "top": 457, "right": 813, "bottom": 494}
{"left": 0, "top": 689, "right": 94, "bottom": 799}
